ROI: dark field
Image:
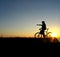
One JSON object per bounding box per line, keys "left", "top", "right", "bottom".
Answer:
{"left": 0, "top": 37, "right": 60, "bottom": 48}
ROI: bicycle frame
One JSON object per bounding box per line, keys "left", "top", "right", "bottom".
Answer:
{"left": 34, "top": 28, "right": 52, "bottom": 38}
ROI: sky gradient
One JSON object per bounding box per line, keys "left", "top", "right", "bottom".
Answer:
{"left": 0, "top": 0, "right": 60, "bottom": 37}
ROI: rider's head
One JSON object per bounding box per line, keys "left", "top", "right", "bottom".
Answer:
{"left": 42, "top": 21, "right": 45, "bottom": 24}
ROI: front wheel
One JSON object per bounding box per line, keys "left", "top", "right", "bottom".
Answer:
{"left": 34, "top": 32, "right": 41, "bottom": 38}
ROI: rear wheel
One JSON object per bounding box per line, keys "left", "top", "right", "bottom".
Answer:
{"left": 46, "top": 32, "right": 52, "bottom": 38}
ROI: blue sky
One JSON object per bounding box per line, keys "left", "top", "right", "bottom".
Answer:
{"left": 0, "top": 0, "right": 60, "bottom": 37}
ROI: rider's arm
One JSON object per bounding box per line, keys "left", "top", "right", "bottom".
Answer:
{"left": 37, "top": 24, "right": 42, "bottom": 26}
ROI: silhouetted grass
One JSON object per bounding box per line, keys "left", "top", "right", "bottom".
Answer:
{"left": 0, "top": 37, "right": 60, "bottom": 48}
{"left": 0, "top": 37, "right": 59, "bottom": 43}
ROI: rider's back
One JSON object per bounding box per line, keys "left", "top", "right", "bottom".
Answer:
{"left": 42, "top": 23, "right": 46, "bottom": 30}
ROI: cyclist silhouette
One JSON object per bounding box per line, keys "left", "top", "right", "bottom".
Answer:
{"left": 37, "top": 21, "right": 46, "bottom": 38}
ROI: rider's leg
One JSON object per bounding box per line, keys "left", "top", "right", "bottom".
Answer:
{"left": 43, "top": 30, "right": 45, "bottom": 38}
{"left": 41, "top": 34, "right": 42, "bottom": 38}
{"left": 43, "top": 34, "right": 45, "bottom": 38}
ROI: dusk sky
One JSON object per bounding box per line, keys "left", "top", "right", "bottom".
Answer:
{"left": 0, "top": 0, "right": 60, "bottom": 37}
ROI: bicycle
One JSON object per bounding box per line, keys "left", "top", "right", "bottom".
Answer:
{"left": 34, "top": 27, "right": 52, "bottom": 38}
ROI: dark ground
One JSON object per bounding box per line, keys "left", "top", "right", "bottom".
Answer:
{"left": 0, "top": 37, "right": 60, "bottom": 48}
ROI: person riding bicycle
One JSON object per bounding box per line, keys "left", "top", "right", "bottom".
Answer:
{"left": 37, "top": 21, "right": 46, "bottom": 38}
